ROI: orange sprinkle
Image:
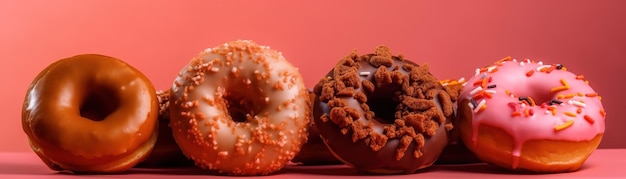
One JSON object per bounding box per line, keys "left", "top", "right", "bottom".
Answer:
{"left": 473, "top": 80, "right": 483, "bottom": 87}
{"left": 480, "top": 90, "right": 493, "bottom": 98}
{"left": 558, "top": 93, "right": 575, "bottom": 99}
{"left": 550, "top": 79, "right": 570, "bottom": 92}
{"left": 546, "top": 64, "right": 556, "bottom": 73}
{"left": 577, "top": 92, "right": 584, "bottom": 97}
{"left": 523, "top": 108, "right": 532, "bottom": 117}
{"left": 496, "top": 56, "right": 513, "bottom": 65}
{"left": 564, "top": 112, "right": 577, "bottom": 117}
{"left": 527, "top": 97, "right": 536, "bottom": 106}
{"left": 575, "top": 75, "right": 585, "bottom": 80}
{"left": 511, "top": 111, "right": 522, "bottom": 117}
{"left": 583, "top": 115, "right": 595, "bottom": 124}
{"left": 555, "top": 120, "right": 574, "bottom": 131}
{"left": 599, "top": 110, "right": 606, "bottom": 117}
{"left": 547, "top": 106, "right": 557, "bottom": 116}
{"left": 481, "top": 78, "right": 488, "bottom": 88}
{"left": 490, "top": 67, "right": 498, "bottom": 73}
{"left": 477, "top": 105, "right": 487, "bottom": 113}
{"left": 585, "top": 93, "right": 598, "bottom": 97}
{"left": 505, "top": 90, "right": 512, "bottom": 96}
{"left": 576, "top": 108, "right": 582, "bottom": 114}
{"left": 526, "top": 70, "right": 534, "bottom": 77}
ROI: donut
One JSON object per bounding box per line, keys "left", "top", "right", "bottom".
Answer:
{"left": 291, "top": 90, "right": 342, "bottom": 165}
{"left": 457, "top": 57, "right": 605, "bottom": 173}
{"left": 21, "top": 54, "right": 159, "bottom": 173}
{"left": 137, "top": 89, "right": 193, "bottom": 167}
{"left": 436, "top": 78, "right": 481, "bottom": 164}
{"left": 312, "top": 46, "right": 454, "bottom": 174}
{"left": 169, "top": 40, "right": 310, "bottom": 175}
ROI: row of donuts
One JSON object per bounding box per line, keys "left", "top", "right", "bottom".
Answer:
{"left": 22, "top": 40, "right": 605, "bottom": 175}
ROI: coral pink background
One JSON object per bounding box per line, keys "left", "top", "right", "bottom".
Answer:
{"left": 1, "top": 0, "right": 625, "bottom": 152}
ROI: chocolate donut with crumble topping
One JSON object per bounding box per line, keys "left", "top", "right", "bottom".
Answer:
{"left": 436, "top": 79, "right": 481, "bottom": 164}
{"left": 291, "top": 90, "right": 342, "bottom": 165}
{"left": 312, "top": 46, "right": 454, "bottom": 174}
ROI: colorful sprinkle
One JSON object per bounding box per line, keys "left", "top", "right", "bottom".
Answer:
{"left": 557, "top": 93, "right": 576, "bottom": 99}
{"left": 487, "top": 84, "right": 497, "bottom": 88}
{"left": 473, "top": 99, "right": 487, "bottom": 113}
{"left": 550, "top": 79, "right": 570, "bottom": 92}
{"left": 550, "top": 107, "right": 557, "bottom": 116}
{"left": 568, "top": 100, "right": 586, "bottom": 108}
{"left": 536, "top": 65, "right": 551, "bottom": 72}
{"left": 576, "top": 108, "right": 582, "bottom": 114}
{"left": 526, "top": 70, "right": 534, "bottom": 77}
{"left": 555, "top": 120, "right": 574, "bottom": 131}
{"left": 585, "top": 93, "right": 598, "bottom": 97}
{"left": 563, "top": 112, "right": 577, "bottom": 117}
{"left": 556, "top": 64, "right": 564, "bottom": 70}
{"left": 575, "top": 75, "right": 585, "bottom": 80}
{"left": 518, "top": 96, "right": 536, "bottom": 106}
{"left": 484, "top": 89, "right": 497, "bottom": 94}
{"left": 523, "top": 108, "right": 534, "bottom": 117}
{"left": 507, "top": 102, "right": 518, "bottom": 111}
{"left": 495, "top": 56, "right": 513, "bottom": 65}
{"left": 546, "top": 64, "right": 556, "bottom": 73}
{"left": 583, "top": 115, "right": 595, "bottom": 124}
{"left": 548, "top": 99, "right": 563, "bottom": 105}
{"left": 469, "top": 86, "right": 483, "bottom": 96}
{"left": 469, "top": 99, "right": 478, "bottom": 109}
{"left": 599, "top": 110, "right": 606, "bottom": 117}
{"left": 505, "top": 90, "right": 512, "bottom": 96}
{"left": 511, "top": 111, "right": 522, "bottom": 117}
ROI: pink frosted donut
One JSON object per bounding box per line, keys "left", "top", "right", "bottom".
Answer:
{"left": 457, "top": 57, "right": 605, "bottom": 173}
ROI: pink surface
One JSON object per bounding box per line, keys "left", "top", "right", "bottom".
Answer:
{"left": 2, "top": 0, "right": 626, "bottom": 153}
{"left": 1, "top": 149, "right": 624, "bottom": 178}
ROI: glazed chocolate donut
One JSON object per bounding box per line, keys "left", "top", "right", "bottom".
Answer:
{"left": 22, "top": 54, "right": 159, "bottom": 173}
{"left": 291, "top": 90, "right": 342, "bottom": 165}
{"left": 137, "top": 89, "right": 193, "bottom": 167}
{"left": 312, "top": 46, "right": 454, "bottom": 174}
{"left": 169, "top": 40, "right": 310, "bottom": 175}
{"left": 436, "top": 79, "right": 481, "bottom": 164}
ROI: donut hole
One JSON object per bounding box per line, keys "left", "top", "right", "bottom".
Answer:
{"left": 80, "top": 86, "right": 120, "bottom": 121}
{"left": 513, "top": 90, "right": 555, "bottom": 106}
{"left": 222, "top": 91, "right": 256, "bottom": 123}
{"left": 367, "top": 97, "right": 398, "bottom": 124}
{"left": 366, "top": 86, "right": 401, "bottom": 124}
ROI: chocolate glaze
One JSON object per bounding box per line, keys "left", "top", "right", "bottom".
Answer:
{"left": 436, "top": 81, "right": 481, "bottom": 164}
{"left": 291, "top": 91, "right": 342, "bottom": 165}
{"left": 312, "top": 46, "right": 453, "bottom": 174}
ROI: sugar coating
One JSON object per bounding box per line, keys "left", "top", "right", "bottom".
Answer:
{"left": 169, "top": 40, "right": 310, "bottom": 175}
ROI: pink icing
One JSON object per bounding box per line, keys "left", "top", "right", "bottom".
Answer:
{"left": 460, "top": 57, "right": 606, "bottom": 169}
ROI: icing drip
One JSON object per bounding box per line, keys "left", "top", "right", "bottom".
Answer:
{"left": 461, "top": 57, "right": 606, "bottom": 169}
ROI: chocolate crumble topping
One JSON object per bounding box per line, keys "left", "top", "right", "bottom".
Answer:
{"left": 314, "top": 46, "right": 454, "bottom": 161}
